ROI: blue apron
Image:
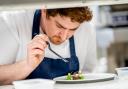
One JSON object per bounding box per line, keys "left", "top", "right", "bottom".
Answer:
{"left": 26, "top": 10, "right": 79, "bottom": 79}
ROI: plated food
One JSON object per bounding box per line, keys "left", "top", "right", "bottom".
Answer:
{"left": 54, "top": 73, "right": 116, "bottom": 84}
{"left": 66, "top": 71, "right": 85, "bottom": 80}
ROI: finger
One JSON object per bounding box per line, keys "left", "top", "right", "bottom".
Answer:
{"left": 32, "top": 35, "right": 49, "bottom": 47}
{"left": 29, "top": 42, "right": 45, "bottom": 51}
{"left": 32, "top": 50, "right": 44, "bottom": 60}
{"left": 34, "top": 38, "right": 48, "bottom": 48}
{"left": 32, "top": 49, "right": 44, "bottom": 55}
{"left": 34, "top": 34, "right": 49, "bottom": 42}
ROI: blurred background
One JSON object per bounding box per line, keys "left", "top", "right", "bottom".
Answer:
{"left": 91, "top": 4, "right": 128, "bottom": 73}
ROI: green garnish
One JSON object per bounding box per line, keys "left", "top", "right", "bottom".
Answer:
{"left": 66, "top": 73, "right": 73, "bottom": 80}
{"left": 79, "top": 73, "right": 85, "bottom": 80}
{"left": 66, "top": 71, "right": 85, "bottom": 80}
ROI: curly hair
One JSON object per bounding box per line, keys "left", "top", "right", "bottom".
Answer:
{"left": 46, "top": 6, "right": 93, "bottom": 23}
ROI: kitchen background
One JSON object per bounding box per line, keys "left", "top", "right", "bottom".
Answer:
{"left": 92, "top": 4, "right": 128, "bottom": 73}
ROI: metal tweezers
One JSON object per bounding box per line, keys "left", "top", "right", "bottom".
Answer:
{"left": 46, "top": 41, "right": 69, "bottom": 62}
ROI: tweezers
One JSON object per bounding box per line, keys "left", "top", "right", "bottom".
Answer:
{"left": 46, "top": 41, "right": 69, "bottom": 63}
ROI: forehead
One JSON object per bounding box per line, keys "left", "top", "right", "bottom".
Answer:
{"left": 51, "top": 15, "right": 80, "bottom": 29}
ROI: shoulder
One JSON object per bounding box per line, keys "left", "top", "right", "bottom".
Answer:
{"left": 0, "top": 10, "right": 35, "bottom": 17}
{"left": 74, "top": 21, "right": 95, "bottom": 38}
{"left": 0, "top": 10, "right": 35, "bottom": 38}
{"left": 0, "top": 10, "right": 35, "bottom": 25}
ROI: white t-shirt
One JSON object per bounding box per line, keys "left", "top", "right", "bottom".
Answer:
{"left": 0, "top": 10, "right": 97, "bottom": 72}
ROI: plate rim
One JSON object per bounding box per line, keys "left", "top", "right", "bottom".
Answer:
{"left": 53, "top": 73, "right": 116, "bottom": 84}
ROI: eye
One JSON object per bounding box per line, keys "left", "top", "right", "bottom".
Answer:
{"left": 56, "top": 24, "right": 62, "bottom": 29}
{"left": 70, "top": 29, "right": 76, "bottom": 31}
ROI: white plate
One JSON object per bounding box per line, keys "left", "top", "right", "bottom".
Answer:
{"left": 54, "top": 73, "right": 116, "bottom": 84}
{"left": 13, "top": 79, "right": 55, "bottom": 89}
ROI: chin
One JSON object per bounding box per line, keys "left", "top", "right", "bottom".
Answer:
{"left": 50, "top": 36, "right": 64, "bottom": 45}
{"left": 51, "top": 41, "right": 63, "bottom": 45}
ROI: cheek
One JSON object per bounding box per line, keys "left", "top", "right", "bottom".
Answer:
{"left": 46, "top": 22, "right": 57, "bottom": 36}
{"left": 67, "top": 31, "right": 75, "bottom": 38}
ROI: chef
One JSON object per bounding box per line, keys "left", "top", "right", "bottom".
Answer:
{"left": 0, "top": 6, "right": 97, "bottom": 85}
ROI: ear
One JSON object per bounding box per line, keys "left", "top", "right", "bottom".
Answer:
{"left": 41, "top": 9, "right": 47, "bottom": 19}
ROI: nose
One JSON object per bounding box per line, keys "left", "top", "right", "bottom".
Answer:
{"left": 59, "top": 30, "right": 69, "bottom": 41}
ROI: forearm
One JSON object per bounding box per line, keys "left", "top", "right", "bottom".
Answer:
{"left": 0, "top": 59, "right": 33, "bottom": 85}
{"left": 0, "top": 34, "right": 48, "bottom": 85}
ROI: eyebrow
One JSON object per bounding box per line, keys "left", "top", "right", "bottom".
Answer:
{"left": 55, "top": 21, "right": 79, "bottom": 31}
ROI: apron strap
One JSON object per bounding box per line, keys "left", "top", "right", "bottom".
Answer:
{"left": 32, "top": 9, "right": 41, "bottom": 39}
{"left": 69, "top": 36, "right": 76, "bottom": 57}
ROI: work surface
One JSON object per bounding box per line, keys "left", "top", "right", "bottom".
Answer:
{"left": 0, "top": 78, "right": 128, "bottom": 89}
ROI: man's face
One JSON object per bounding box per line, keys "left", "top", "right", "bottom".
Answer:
{"left": 41, "top": 12, "right": 80, "bottom": 45}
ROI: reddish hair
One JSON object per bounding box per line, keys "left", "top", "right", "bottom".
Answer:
{"left": 46, "top": 6, "right": 93, "bottom": 23}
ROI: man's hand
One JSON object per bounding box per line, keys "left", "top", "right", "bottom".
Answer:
{"left": 0, "top": 34, "right": 48, "bottom": 85}
{"left": 27, "top": 34, "right": 49, "bottom": 68}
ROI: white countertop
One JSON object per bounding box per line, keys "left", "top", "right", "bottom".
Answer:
{"left": 1, "top": 79, "right": 128, "bottom": 89}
